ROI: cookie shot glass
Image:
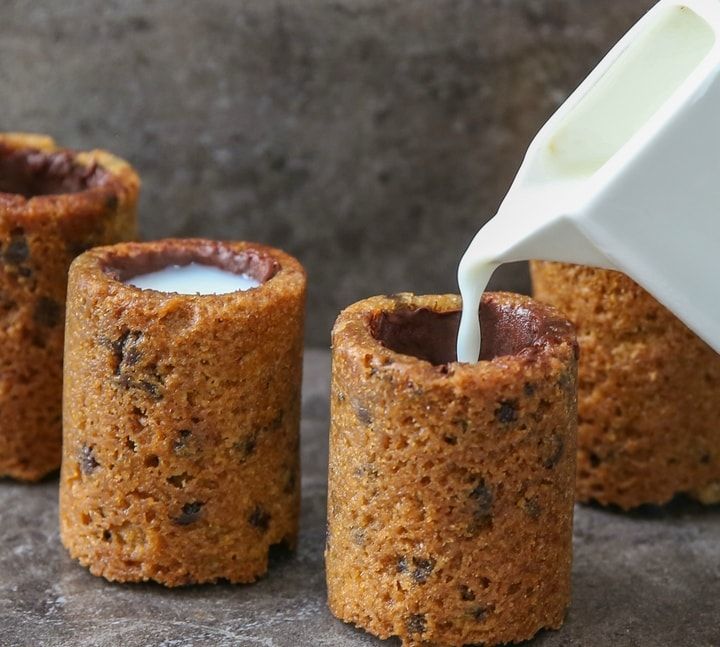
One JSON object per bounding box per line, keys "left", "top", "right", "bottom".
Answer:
{"left": 532, "top": 262, "right": 720, "bottom": 508}
{"left": 0, "top": 132, "right": 138, "bottom": 480}
{"left": 59, "top": 239, "right": 306, "bottom": 586}
{"left": 326, "top": 292, "right": 578, "bottom": 647}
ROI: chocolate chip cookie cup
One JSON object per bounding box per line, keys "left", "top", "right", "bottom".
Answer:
{"left": 326, "top": 292, "right": 578, "bottom": 647}
{"left": 59, "top": 239, "right": 306, "bottom": 586}
{"left": 532, "top": 262, "right": 720, "bottom": 509}
{"left": 0, "top": 132, "right": 138, "bottom": 480}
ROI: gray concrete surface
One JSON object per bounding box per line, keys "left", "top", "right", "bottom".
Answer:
{"left": 1, "top": 349, "right": 719, "bottom": 647}
{"left": 0, "top": 0, "right": 654, "bottom": 344}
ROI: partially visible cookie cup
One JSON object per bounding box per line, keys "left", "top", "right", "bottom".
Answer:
{"left": 0, "top": 132, "right": 138, "bottom": 480}
{"left": 532, "top": 261, "right": 720, "bottom": 509}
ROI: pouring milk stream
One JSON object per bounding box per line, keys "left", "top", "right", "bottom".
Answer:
{"left": 457, "top": 0, "right": 720, "bottom": 363}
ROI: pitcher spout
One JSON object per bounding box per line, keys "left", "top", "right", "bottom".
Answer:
{"left": 461, "top": 203, "right": 616, "bottom": 272}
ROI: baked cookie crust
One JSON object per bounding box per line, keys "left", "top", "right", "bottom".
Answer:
{"left": 0, "top": 132, "right": 138, "bottom": 480}
{"left": 326, "top": 292, "right": 578, "bottom": 647}
{"left": 531, "top": 261, "right": 720, "bottom": 509}
{"left": 60, "top": 238, "right": 306, "bottom": 586}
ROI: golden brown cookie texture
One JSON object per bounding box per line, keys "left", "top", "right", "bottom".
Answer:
{"left": 531, "top": 262, "right": 720, "bottom": 509}
{"left": 59, "top": 239, "right": 306, "bottom": 586}
{"left": 0, "top": 132, "right": 139, "bottom": 481}
{"left": 326, "top": 292, "right": 578, "bottom": 647}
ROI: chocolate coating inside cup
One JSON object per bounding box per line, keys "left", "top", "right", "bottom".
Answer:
{"left": 371, "top": 299, "right": 562, "bottom": 365}
{"left": 0, "top": 145, "right": 110, "bottom": 198}
{"left": 104, "top": 242, "right": 279, "bottom": 286}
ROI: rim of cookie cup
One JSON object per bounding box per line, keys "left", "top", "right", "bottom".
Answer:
{"left": 0, "top": 132, "right": 139, "bottom": 223}
{"left": 70, "top": 238, "right": 306, "bottom": 305}
{"left": 332, "top": 292, "right": 578, "bottom": 384}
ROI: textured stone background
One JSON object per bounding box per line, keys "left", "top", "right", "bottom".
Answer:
{"left": 0, "top": 0, "right": 651, "bottom": 343}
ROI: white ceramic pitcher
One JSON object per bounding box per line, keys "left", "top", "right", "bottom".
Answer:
{"left": 457, "top": 0, "right": 720, "bottom": 362}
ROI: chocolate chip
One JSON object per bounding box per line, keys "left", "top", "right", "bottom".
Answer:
{"left": 3, "top": 229, "right": 28, "bottom": 265}
{"left": 396, "top": 555, "right": 409, "bottom": 573}
{"left": 408, "top": 381, "right": 424, "bottom": 397}
{"left": 543, "top": 435, "right": 565, "bottom": 469}
{"left": 589, "top": 452, "right": 601, "bottom": 468}
{"left": 524, "top": 497, "right": 542, "bottom": 519}
{"left": 470, "top": 479, "right": 493, "bottom": 522}
{"left": 352, "top": 399, "right": 372, "bottom": 425}
{"left": 460, "top": 585, "right": 476, "bottom": 601}
{"left": 174, "top": 501, "right": 204, "bottom": 526}
{"left": 524, "top": 382, "right": 535, "bottom": 396}
{"left": 355, "top": 463, "right": 379, "bottom": 480}
{"left": 701, "top": 453, "right": 712, "bottom": 465}
{"left": 137, "top": 379, "right": 162, "bottom": 398}
{"left": 172, "top": 429, "right": 192, "bottom": 453}
{"left": 232, "top": 434, "right": 256, "bottom": 458}
{"left": 470, "top": 479, "right": 494, "bottom": 531}
{"left": 102, "top": 530, "right": 112, "bottom": 542}
{"left": 350, "top": 528, "right": 365, "bottom": 546}
{"left": 406, "top": 614, "right": 426, "bottom": 635}
{"left": 473, "top": 605, "right": 491, "bottom": 621}
{"left": 80, "top": 444, "right": 99, "bottom": 474}
{"left": 248, "top": 505, "right": 271, "bottom": 532}
{"left": 495, "top": 400, "right": 518, "bottom": 423}
{"left": 105, "top": 194, "right": 119, "bottom": 210}
{"left": 453, "top": 418, "right": 469, "bottom": 433}
{"left": 443, "top": 434, "right": 457, "bottom": 445}
{"left": 234, "top": 413, "right": 283, "bottom": 457}
{"left": 113, "top": 330, "right": 164, "bottom": 398}
{"left": 113, "top": 330, "right": 143, "bottom": 372}
{"left": 412, "top": 557, "right": 436, "bottom": 583}
{"left": 33, "top": 296, "right": 61, "bottom": 327}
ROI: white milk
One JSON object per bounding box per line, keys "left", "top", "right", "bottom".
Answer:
{"left": 456, "top": 1, "right": 719, "bottom": 363}
{"left": 126, "top": 262, "right": 260, "bottom": 295}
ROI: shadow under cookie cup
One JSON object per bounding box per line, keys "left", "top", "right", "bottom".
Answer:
{"left": 0, "top": 133, "right": 138, "bottom": 481}
{"left": 60, "top": 238, "right": 306, "bottom": 587}
{"left": 327, "top": 292, "right": 578, "bottom": 647}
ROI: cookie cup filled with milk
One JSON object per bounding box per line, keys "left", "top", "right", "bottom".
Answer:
{"left": 59, "top": 238, "right": 306, "bottom": 586}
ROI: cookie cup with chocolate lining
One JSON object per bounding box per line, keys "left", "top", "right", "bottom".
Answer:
{"left": 60, "top": 238, "right": 305, "bottom": 586}
{"left": 0, "top": 132, "right": 138, "bottom": 480}
{"left": 326, "top": 292, "right": 578, "bottom": 647}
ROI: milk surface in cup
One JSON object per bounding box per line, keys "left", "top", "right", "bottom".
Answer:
{"left": 126, "top": 262, "right": 260, "bottom": 294}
